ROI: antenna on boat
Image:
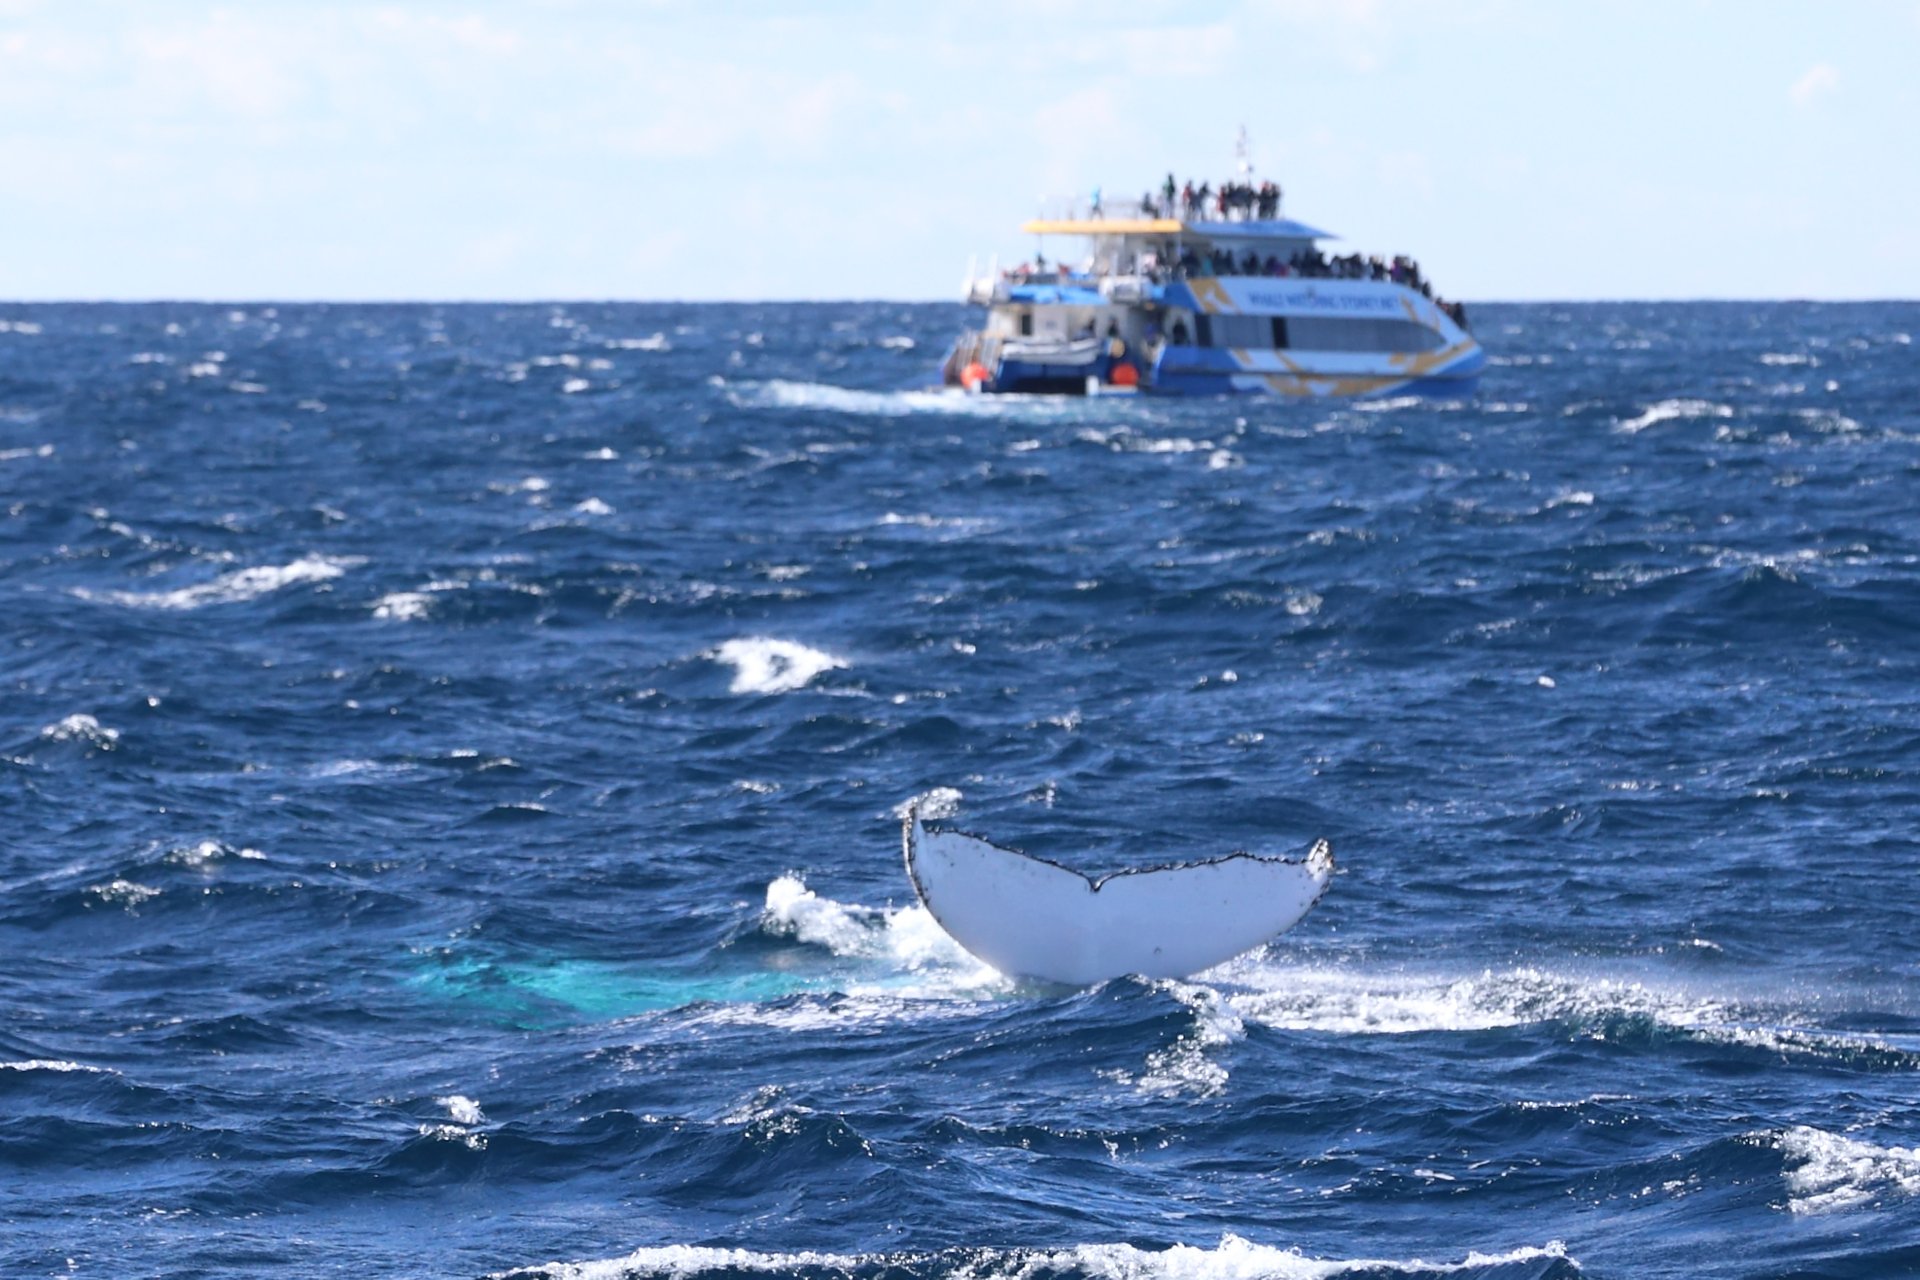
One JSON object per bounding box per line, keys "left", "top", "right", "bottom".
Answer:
{"left": 1235, "top": 124, "right": 1253, "bottom": 179}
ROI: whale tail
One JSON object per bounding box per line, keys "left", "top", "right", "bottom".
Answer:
{"left": 901, "top": 798, "right": 1333, "bottom": 986}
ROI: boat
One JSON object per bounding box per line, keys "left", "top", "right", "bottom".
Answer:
{"left": 941, "top": 149, "right": 1482, "bottom": 399}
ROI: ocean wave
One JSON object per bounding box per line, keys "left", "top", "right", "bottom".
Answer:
{"left": 39, "top": 713, "right": 120, "bottom": 747}
{"left": 1202, "top": 962, "right": 1918, "bottom": 1068}
{"left": 373, "top": 590, "right": 434, "bottom": 620}
{"left": 1616, "top": 398, "right": 1733, "bottom": 434}
{"left": 493, "top": 1236, "right": 1578, "bottom": 1280}
{"left": 73, "top": 555, "right": 362, "bottom": 610}
{"left": 712, "top": 637, "right": 845, "bottom": 694}
{"left": 0, "top": 1059, "right": 116, "bottom": 1074}
{"left": 1778, "top": 1125, "right": 1920, "bottom": 1214}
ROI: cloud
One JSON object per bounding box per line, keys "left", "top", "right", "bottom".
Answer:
{"left": 1789, "top": 62, "right": 1839, "bottom": 107}
{"left": 366, "top": 10, "right": 522, "bottom": 56}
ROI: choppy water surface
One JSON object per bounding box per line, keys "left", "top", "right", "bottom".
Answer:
{"left": 3, "top": 301, "right": 1919, "bottom": 1280}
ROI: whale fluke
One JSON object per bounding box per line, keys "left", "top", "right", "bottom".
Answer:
{"left": 901, "top": 802, "right": 1333, "bottom": 986}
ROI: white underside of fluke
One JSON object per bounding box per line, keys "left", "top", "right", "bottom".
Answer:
{"left": 901, "top": 805, "right": 1333, "bottom": 986}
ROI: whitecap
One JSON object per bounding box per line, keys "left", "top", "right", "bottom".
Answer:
{"left": 561, "top": 378, "right": 591, "bottom": 394}
{"left": 573, "top": 497, "right": 613, "bottom": 516}
{"left": 712, "top": 637, "right": 844, "bottom": 694}
{"left": 1205, "top": 962, "right": 1904, "bottom": 1068}
{"left": 76, "top": 555, "right": 362, "bottom": 610}
{"left": 891, "top": 786, "right": 962, "bottom": 821}
{"left": 440, "top": 1094, "right": 486, "bottom": 1126}
{"left": 498, "top": 1236, "right": 1575, "bottom": 1280}
{"left": 417, "top": 1121, "right": 486, "bottom": 1150}
{"left": 1355, "top": 395, "right": 1424, "bottom": 413}
{"left": 0, "top": 1059, "right": 115, "bottom": 1074}
{"left": 877, "top": 512, "right": 992, "bottom": 533}
{"left": 88, "top": 879, "right": 160, "bottom": 907}
{"left": 612, "top": 333, "right": 671, "bottom": 351}
{"left": 40, "top": 713, "right": 119, "bottom": 746}
{"left": 1124, "top": 435, "right": 1208, "bottom": 453}
{"left": 1617, "top": 399, "right": 1733, "bottom": 434}
{"left": 373, "top": 592, "right": 433, "bottom": 621}
{"left": 165, "top": 840, "right": 264, "bottom": 867}
{"left": 1779, "top": 1125, "right": 1920, "bottom": 1214}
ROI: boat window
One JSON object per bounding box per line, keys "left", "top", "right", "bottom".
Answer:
{"left": 1284, "top": 316, "right": 1445, "bottom": 354}
{"left": 1210, "top": 315, "right": 1273, "bottom": 349}
{"left": 1019, "top": 311, "right": 1033, "bottom": 337}
{"left": 1192, "top": 313, "right": 1440, "bottom": 353}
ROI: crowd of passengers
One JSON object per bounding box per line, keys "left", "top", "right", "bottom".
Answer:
{"left": 1133, "top": 173, "right": 1283, "bottom": 222}
{"left": 1170, "top": 246, "right": 1427, "bottom": 286}
{"left": 1003, "top": 246, "right": 1469, "bottom": 331}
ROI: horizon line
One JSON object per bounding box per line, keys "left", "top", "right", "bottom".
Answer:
{"left": 3, "top": 295, "right": 1917, "bottom": 307}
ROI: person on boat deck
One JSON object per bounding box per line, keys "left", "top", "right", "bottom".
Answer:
{"left": 1089, "top": 186, "right": 1103, "bottom": 218}
{"left": 1163, "top": 173, "right": 1177, "bottom": 212}
{"left": 1140, "top": 192, "right": 1158, "bottom": 218}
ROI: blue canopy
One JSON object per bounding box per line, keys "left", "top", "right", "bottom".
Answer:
{"left": 1005, "top": 284, "right": 1109, "bottom": 305}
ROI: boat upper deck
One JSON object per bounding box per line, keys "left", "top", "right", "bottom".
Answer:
{"left": 1021, "top": 215, "right": 1338, "bottom": 243}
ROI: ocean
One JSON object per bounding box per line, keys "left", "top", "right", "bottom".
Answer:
{"left": 2, "top": 300, "right": 1917, "bottom": 1279}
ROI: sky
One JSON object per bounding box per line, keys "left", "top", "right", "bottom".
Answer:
{"left": 2, "top": 1, "right": 1918, "bottom": 302}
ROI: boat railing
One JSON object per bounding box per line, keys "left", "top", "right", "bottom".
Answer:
{"left": 1029, "top": 196, "right": 1169, "bottom": 224}
{"left": 1029, "top": 192, "right": 1289, "bottom": 224}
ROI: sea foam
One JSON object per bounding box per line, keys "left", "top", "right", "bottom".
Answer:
{"left": 713, "top": 637, "right": 844, "bottom": 694}
{"left": 1779, "top": 1125, "right": 1920, "bottom": 1214}
{"left": 494, "top": 1235, "right": 1575, "bottom": 1280}
{"left": 76, "top": 555, "right": 361, "bottom": 610}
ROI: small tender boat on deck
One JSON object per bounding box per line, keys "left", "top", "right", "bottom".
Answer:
{"left": 942, "top": 183, "right": 1482, "bottom": 399}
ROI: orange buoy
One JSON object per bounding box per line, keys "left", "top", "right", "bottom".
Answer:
{"left": 961, "top": 361, "right": 989, "bottom": 390}
{"left": 1108, "top": 361, "right": 1139, "bottom": 387}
